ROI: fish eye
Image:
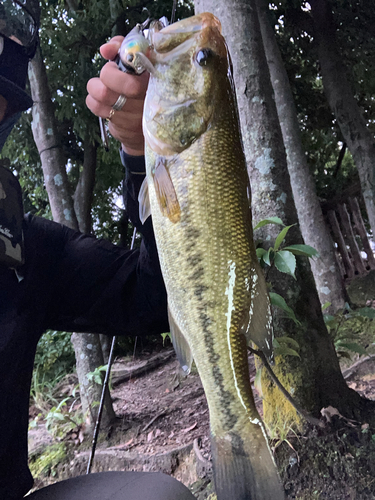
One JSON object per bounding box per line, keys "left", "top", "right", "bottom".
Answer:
{"left": 126, "top": 53, "right": 134, "bottom": 63}
{"left": 195, "top": 48, "right": 214, "bottom": 67}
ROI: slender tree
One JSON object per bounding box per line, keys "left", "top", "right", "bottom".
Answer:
{"left": 28, "top": 47, "right": 78, "bottom": 230}
{"left": 256, "top": 0, "right": 347, "bottom": 314}
{"left": 194, "top": 0, "right": 375, "bottom": 429}
{"left": 309, "top": 0, "right": 375, "bottom": 237}
{"left": 28, "top": 17, "right": 115, "bottom": 430}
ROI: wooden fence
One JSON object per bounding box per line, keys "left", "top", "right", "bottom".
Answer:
{"left": 326, "top": 197, "right": 375, "bottom": 280}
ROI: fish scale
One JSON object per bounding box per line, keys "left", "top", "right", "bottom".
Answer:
{"left": 141, "top": 12, "right": 285, "bottom": 500}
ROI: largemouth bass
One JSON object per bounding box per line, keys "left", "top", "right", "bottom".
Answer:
{"left": 139, "top": 13, "right": 285, "bottom": 500}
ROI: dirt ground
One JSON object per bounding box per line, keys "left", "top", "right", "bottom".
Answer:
{"left": 28, "top": 342, "right": 375, "bottom": 499}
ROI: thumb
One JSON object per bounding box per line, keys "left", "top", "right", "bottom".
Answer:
{"left": 100, "top": 36, "right": 124, "bottom": 61}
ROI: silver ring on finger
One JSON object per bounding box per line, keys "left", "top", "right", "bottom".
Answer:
{"left": 112, "top": 94, "right": 127, "bottom": 111}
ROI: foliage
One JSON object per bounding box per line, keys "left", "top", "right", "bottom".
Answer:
{"left": 31, "top": 330, "right": 76, "bottom": 421}
{"left": 265, "top": 410, "right": 299, "bottom": 454}
{"left": 255, "top": 217, "right": 317, "bottom": 352}
{"left": 86, "top": 364, "right": 108, "bottom": 385}
{"left": 34, "top": 330, "right": 76, "bottom": 384}
{"left": 255, "top": 217, "right": 319, "bottom": 280}
{"left": 273, "top": 336, "right": 300, "bottom": 360}
{"left": 254, "top": 217, "right": 320, "bottom": 359}
{"left": 161, "top": 332, "right": 172, "bottom": 346}
{"left": 44, "top": 395, "right": 84, "bottom": 439}
{"left": 323, "top": 303, "right": 373, "bottom": 360}
{"left": 30, "top": 368, "right": 61, "bottom": 414}
{"left": 29, "top": 442, "right": 67, "bottom": 478}
{"left": 30, "top": 380, "right": 84, "bottom": 440}
{"left": 269, "top": 0, "right": 373, "bottom": 208}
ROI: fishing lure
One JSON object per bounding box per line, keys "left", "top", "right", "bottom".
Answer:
{"left": 100, "top": 17, "right": 167, "bottom": 150}
{"left": 117, "top": 19, "right": 152, "bottom": 75}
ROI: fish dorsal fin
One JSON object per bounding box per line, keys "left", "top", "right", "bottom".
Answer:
{"left": 168, "top": 305, "right": 193, "bottom": 374}
{"left": 154, "top": 157, "right": 181, "bottom": 223}
{"left": 242, "top": 266, "right": 274, "bottom": 363}
{"left": 138, "top": 178, "right": 152, "bottom": 224}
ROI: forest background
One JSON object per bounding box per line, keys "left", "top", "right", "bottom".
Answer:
{"left": 2, "top": 0, "right": 375, "bottom": 493}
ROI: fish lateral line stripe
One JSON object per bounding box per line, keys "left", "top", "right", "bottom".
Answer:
{"left": 225, "top": 261, "right": 260, "bottom": 426}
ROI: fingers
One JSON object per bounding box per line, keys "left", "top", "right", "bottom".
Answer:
{"left": 99, "top": 37, "right": 123, "bottom": 61}
{"left": 108, "top": 118, "right": 145, "bottom": 155}
{"left": 101, "top": 62, "right": 149, "bottom": 98}
{"left": 86, "top": 76, "right": 145, "bottom": 117}
{"left": 86, "top": 36, "right": 150, "bottom": 155}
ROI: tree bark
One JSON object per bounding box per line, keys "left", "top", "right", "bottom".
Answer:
{"left": 73, "top": 135, "right": 97, "bottom": 234}
{"left": 71, "top": 332, "right": 115, "bottom": 429}
{"left": 257, "top": 0, "right": 347, "bottom": 313}
{"left": 310, "top": 0, "right": 375, "bottom": 238}
{"left": 28, "top": 48, "right": 115, "bottom": 431}
{"left": 72, "top": 136, "right": 116, "bottom": 427}
{"left": 194, "top": 0, "right": 375, "bottom": 428}
{"left": 28, "top": 47, "right": 78, "bottom": 230}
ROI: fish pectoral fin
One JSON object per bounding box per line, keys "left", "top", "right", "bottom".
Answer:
{"left": 168, "top": 306, "right": 193, "bottom": 374}
{"left": 138, "top": 178, "right": 152, "bottom": 224}
{"left": 242, "top": 265, "right": 274, "bottom": 363}
{"left": 154, "top": 157, "right": 181, "bottom": 223}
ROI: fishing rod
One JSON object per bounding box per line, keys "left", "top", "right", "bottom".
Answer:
{"left": 87, "top": 1, "right": 178, "bottom": 471}
{"left": 86, "top": 226, "right": 137, "bottom": 475}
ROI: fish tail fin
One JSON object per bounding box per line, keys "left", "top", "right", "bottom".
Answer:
{"left": 211, "top": 428, "right": 285, "bottom": 500}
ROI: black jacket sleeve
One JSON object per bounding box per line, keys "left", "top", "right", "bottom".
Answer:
{"left": 35, "top": 153, "right": 169, "bottom": 337}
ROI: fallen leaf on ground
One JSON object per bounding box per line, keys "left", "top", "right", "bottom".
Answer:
{"left": 182, "top": 422, "right": 197, "bottom": 433}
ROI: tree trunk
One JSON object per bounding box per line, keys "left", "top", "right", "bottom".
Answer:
{"left": 310, "top": 0, "right": 375, "bottom": 238}
{"left": 71, "top": 332, "right": 115, "bottom": 429}
{"left": 72, "top": 136, "right": 116, "bottom": 428}
{"left": 28, "top": 49, "right": 115, "bottom": 431}
{"left": 194, "top": 0, "right": 375, "bottom": 428}
{"left": 73, "top": 135, "right": 97, "bottom": 234}
{"left": 28, "top": 47, "right": 78, "bottom": 230}
{"left": 256, "top": 0, "right": 347, "bottom": 314}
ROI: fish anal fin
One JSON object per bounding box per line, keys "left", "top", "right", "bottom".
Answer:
{"left": 154, "top": 157, "right": 181, "bottom": 223}
{"left": 168, "top": 306, "right": 193, "bottom": 374}
{"left": 138, "top": 178, "right": 152, "bottom": 224}
{"left": 242, "top": 266, "right": 274, "bottom": 363}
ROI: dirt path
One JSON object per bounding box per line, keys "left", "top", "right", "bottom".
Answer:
{"left": 29, "top": 348, "right": 375, "bottom": 498}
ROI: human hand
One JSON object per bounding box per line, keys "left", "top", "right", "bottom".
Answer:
{"left": 86, "top": 36, "right": 149, "bottom": 156}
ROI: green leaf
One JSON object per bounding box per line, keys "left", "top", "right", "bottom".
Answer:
{"left": 253, "top": 217, "right": 284, "bottom": 230}
{"left": 274, "top": 251, "right": 296, "bottom": 278}
{"left": 322, "top": 302, "right": 332, "bottom": 311}
{"left": 335, "top": 341, "right": 368, "bottom": 356}
{"left": 161, "top": 332, "right": 171, "bottom": 346}
{"left": 269, "top": 292, "right": 300, "bottom": 325}
{"left": 356, "top": 307, "right": 375, "bottom": 319}
{"left": 263, "top": 248, "right": 273, "bottom": 266}
{"left": 337, "top": 351, "right": 352, "bottom": 359}
{"left": 50, "top": 412, "right": 65, "bottom": 421}
{"left": 253, "top": 367, "right": 263, "bottom": 397}
{"left": 283, "top": 244, "right": 319, "bottom": 258}
{"left": 274, "top": 346, "right": 301, "bottom": 359}
{"left": 273, "top": 338, "right": 280, "bottom": 348}
{"left": 256, "top": 248, "right": 267, "bottom": 259}
{"left": 276, "top": 336, "right": 300, "bottom": 350}
{"left": 274, "top": 225, "right": 295, "bottom": 251}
